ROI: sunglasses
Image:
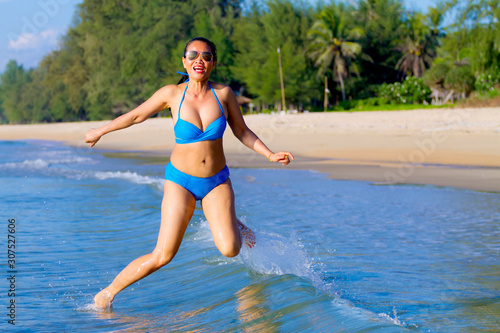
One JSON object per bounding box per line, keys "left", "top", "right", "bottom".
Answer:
{"left": 185, "top": 50, "right": 213, "bottom": 62}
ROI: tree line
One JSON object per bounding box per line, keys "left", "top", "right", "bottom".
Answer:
{"left": 0, "top": 0, "right": 499, "bottom": 123}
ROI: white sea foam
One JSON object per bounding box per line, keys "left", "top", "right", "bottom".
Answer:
{"left": 48, "top": 156, "right": 95, "bottom": 164}
{"left": 2, "top": 158, "right": 50, "bottom": 169}
{"left": 93, "top": 171, "right": 164, "bottom": 190}
{"left": 1, "top": 156, "right": 95, "bottom": 170}
{"left": 37, "top": 148, "right": 95, "bottom": 164}
{"left": 1, "top": 155, "right": 163, "bottom": 192}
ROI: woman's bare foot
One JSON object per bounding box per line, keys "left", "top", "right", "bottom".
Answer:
{"left": 94, "top": 289, "right": 114, "bottom": 309}
{"left": 237, "top": 220, "right": 256, "bottom": 248}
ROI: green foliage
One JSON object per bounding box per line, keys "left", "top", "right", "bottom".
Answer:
{"left": 232, "top": 0, "right": 316, "bottom": 106}
{"left": 423, "top": 61, "right": 450, "bottom": 88}
{"left": 474, "top": 68, "right": 500, "bottom": 97}
{"left": 76, "top": 0, "right": 197, "bottom": 120}
{"left": 445, "top": 0, "right": 500, "bottom": 73}
{"left": 0, "top": 94, "right": 3, "bottom": 123}
{"left": 0, "top": 60, "right": 33, "bottom": 123}
{"left": 444, "top": 65, "right": 475, "bottom": 95}
{"left": 377, "top": 76, "right": 431, "bottom": 104}
{"left": 354, "top": 0, "right": 405, "bottom": 89}
{"left": 424, "top": 60, "right": 476, "bottom": 97}
{"left": 307, "top": 2, "right": 366, "bottom": 101}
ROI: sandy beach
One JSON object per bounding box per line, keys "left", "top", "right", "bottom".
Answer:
{"left": 2, "top": 107, "right": 500, "bottom": 192}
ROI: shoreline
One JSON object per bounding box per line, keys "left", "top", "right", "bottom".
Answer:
{"left": 94, "top": 150, "right": 500, "bottom": 193}
{"left": 1, "top": 107, "right": 500, "bottom": 192}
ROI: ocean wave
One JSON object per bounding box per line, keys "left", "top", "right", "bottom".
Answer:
{"left": 46, "top": 156, "right": 96, "bottom": 164}
{"left": 93, "top": 171, "right": 164, "bottom": 189}
{"left": 1, "top": 156, "right": 95, "bottom": 170}
{"left": 0, "top": 157, "right": 163, "bottom": 192}
{"left": 2, "top": 158, "right": 50, "bottom": 170}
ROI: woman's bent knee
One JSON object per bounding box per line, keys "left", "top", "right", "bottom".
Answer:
{"left": 219, "top": 244, "right": 240, "bottom": 258}
{"left": 151, "top": 250, "right": 176, "bottom": 269}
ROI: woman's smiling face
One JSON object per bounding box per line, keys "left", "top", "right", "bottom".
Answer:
{"left": 182, "top": 40, "right": 216, "bottom": 79}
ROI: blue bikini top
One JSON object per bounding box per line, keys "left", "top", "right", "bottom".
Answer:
{"left": 174, "top": 81, "right": 227, "bottom": 144}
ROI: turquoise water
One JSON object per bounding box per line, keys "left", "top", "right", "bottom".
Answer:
{"left": 1, "top": 140, "right": 499, "bottom": 332}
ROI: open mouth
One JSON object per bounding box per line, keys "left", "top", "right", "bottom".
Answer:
{"left": 193, "top": 65, "right": 205, "bottom": 74}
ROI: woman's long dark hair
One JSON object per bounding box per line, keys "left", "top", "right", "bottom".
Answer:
{"left": 178, "top": 37, "right": 218, "bottom": 84}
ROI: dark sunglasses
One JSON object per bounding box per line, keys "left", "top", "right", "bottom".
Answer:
{"left": 185, "top": 50, "right": 213, "bottom": 62}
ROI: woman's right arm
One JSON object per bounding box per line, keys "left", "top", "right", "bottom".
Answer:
{"left": 85, "top": 85, "right": 175, "bottom": 147}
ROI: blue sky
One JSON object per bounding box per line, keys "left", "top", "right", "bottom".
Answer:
{"left": 0, "top": 0, "right": 81, "bottom": 71}
{"left": 0, "top": 0, "right": 438, "bottom": 72}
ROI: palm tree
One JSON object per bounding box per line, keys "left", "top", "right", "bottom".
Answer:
{"left": 427, "top": 3, "right": 447, "bottom": 39}
{"left": 353, "top": 0, "right": 405, "bottom": 86}
{"left": 395, "top": 12, "right": 437, "bottom": 78}
{"left": 307, "top": 5, "right": 365, "bottom": 101}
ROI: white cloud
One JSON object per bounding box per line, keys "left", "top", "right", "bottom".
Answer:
{"left": 7, "top": 33, "right": 36, "bottom": 50}
{"left": 8, "top": 29, "right": 59, "bottom": 50}
{"left": 40, "top": 29, "right": 59, "bottom": 42}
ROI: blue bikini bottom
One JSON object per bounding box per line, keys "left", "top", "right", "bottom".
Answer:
{"left": 164, "top": 162, "right": 230, "bottom": 200}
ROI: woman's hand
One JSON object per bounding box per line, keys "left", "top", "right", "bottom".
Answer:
{"left": 85, "top": 128, "right": 104, "bottom": 147}
{"left": 268, "top": 151, "right": 294, "bottom": 166}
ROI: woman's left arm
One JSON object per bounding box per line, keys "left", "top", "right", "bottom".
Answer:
{"left": 224, "top": 86, "right": 294, "bottom": 165}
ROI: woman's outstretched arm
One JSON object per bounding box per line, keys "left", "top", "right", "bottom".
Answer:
{"left": 224, "top": 86, "right": 294, "bottom": 165}
{"left": 85, "top": 85, "right": 175, "bottom": 147}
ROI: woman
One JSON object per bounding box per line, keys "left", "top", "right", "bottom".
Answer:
{"left": 85, "top": 37, "right": 294, "bottom": 308}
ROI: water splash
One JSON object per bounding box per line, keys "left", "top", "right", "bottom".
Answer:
{"left": 78, "top": 302, "right": 99, "bottom": 312}
{"left": 191, "top": 219, "right": 332, "bottom": 294}
{"left": 378, "top": 307, "right": 406, "bottom": 327}
{"left": 239, "top": 229, "right": 333, "bottom": 294}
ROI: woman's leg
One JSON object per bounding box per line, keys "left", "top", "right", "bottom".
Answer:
{"left": 94, "top": 180, "right": 196, "bottom": 308}
{"left": 201, "top": 179, "right": 254, "bottom": 257}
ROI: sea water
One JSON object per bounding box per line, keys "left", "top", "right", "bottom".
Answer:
{"left": 1, "top": 140, "right": 499, "bottom": 332}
